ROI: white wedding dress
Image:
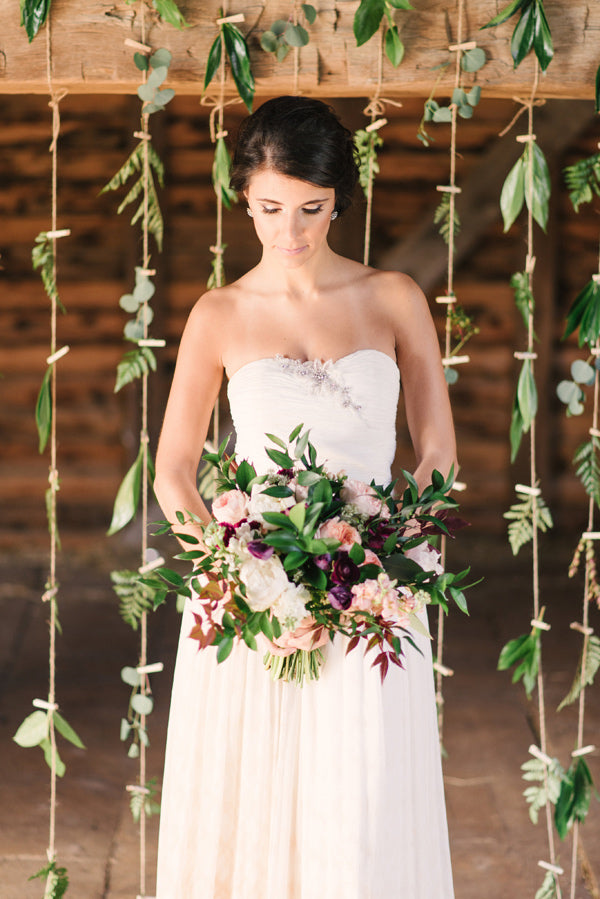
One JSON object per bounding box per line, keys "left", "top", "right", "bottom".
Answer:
{"left": 155, "top": 349, "right": 454, "bottom": 899}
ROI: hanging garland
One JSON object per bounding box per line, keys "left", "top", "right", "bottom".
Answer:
{"left": 19, "top": 0, "right": 188, "bottom": 42}
{"left": 12, "top": 10, "right": 85, "bottom": 899}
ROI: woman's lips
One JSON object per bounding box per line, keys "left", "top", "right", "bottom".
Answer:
{"left": 277, "top": 246, "right": 306, "bottom": 256}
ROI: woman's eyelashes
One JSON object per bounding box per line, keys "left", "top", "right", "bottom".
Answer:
{"left": 260, "top": 205, "right": 324, "bottom": 216}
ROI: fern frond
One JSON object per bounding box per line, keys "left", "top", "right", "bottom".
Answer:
{"left": 434, "top": 193, "right": 461, "bottom": 245}
{"left": 564, "top": 153, "right": 600, "bottom": 212}
{"left": 129, "top": 776, "right": 160, "bottom": 823}
{"left": 573, "top": 436, "right": 600, "bottom": 507}
{"left": 354, "top": 128, "right": 383, "bottom": 197}
{"left": 504, "top": 491, "right": 553, "bottom": 555}
{"left": 115, "top": 346, "right": 157, "bottom": 393}
{"left": 535, "top": 869, "right": 559, "bottom": 899}
{"left": 558, "top": 634, "right": 600, "bottom": 711}
{"left": 101, "top": 144, "right": 144, "bottom": 194}
{"left": 32, "top": 233, "right": 66, "bottom": 313}
{"left": 522, "top": 755, "right": 563, "bottom": 824}
{"left": 111, "top": 569, "right": 152, "bottom": 629}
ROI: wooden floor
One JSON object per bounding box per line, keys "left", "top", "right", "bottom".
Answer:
{"left": 0, "top": 531, "right": 598, "bottom": 898}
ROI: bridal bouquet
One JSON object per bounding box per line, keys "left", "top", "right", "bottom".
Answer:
{"left": 155, "top": 426, "right": 470, "bottom": 685}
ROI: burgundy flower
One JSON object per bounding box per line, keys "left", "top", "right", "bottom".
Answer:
{"left": 367, "top": 522, "right": 395, "bottom": 552}
{"left": 328, "top": 584, "right": 353, "bottom": 610}
{"left": 331, "top": 551, "right": 360, "bottom": 586}
{"left": 314, "top": 553, "right": 332, "bottom": 571}
{"left": 247, "top": 540, "right": 274, "bottom": 560}
{"left": 221, "top": 524, "right": 236, "bottom": 547}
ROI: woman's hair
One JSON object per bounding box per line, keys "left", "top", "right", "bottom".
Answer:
{"left": 230, "top": 96, "right": 359, "bottom": 215}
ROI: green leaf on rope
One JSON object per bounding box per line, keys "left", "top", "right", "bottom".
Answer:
{"left": 212, "top": 137, "right": 238, "bottom": 210}
{"left": 354, "top": 128, "right": 383, "bottom": 197}
{"left": 204, "top": 35, "right": 222, "bottom": 91}
{"left": 152, "top": 0, "right": 188, "bottom": 29}
{"left": 302, "top": 3, "right": 317, "bottom": 24}
{"left": 555, "top": 757, "right": 595, "bottom": 839}
{"left": 222, "top": 23, "right": 255, "bottom": 112}
{"left": 498, "top": 627, "right": 541, "bottom": 697}
{"left": 596, "top": 64, "right": 600, "bottom": 114}
{"left": 522, "top": 755, "right": 563, "bottom": 824}
{"left": 385, "top": 24, "right": 405, "bottom": 66}
{"left": 558, "top": 634, "right": 600, "bottom": 711}
{"left": 434, "top": 193, "right": 461, "bottom": 246}
{"left": 509, "top": 358, "right": 537, "bottom": 462}
{"left": 20, "top": 0, "right": 51, "bottom": 42}
{"left": 13, "top": 710, "right": 48, "bottom": 747}
{"left": 353, "top": 0, "right": 385, "bottom": 47}
{"left": 111, "top": 569, "right": 157, "bottom": 628}
{"left": 481, "top": 0, "right": 553, "bottom": 71}
{"left": 510, "top": 271, "right": 534, "bottom": 330}
{"left": 573, "top": 437, "right": 600, "bottom": 508}
{"left": 504, "top": 489, "right": 553, "bottom": 555}
{"left": 285, "top": 23, "right": 310, "bottom": 47}
{"left": 28, "top": 859, "right": 69, "bottom": 899}
{"left": 564, "top": 153, "right": 600, "bottom": 212}
{"left": 534, "top": 869, "right": 559, "bottom": 899}
{"left": 101, "top": 142, "right": 166, "bottom": 251}
{"left": 563, "top": 278, "right": 600, "bottom": 347}
{"left": 500, "top": 154, "right": 525, "bottom": 232}
{"left": 107, "top": 442, "right": 155, "bottom": 535}
{"left": 35, "top": 366, "right": 52, "bottom": 454}
{"left": 500, "top": 143, "right": 550, "bottom": 232}
{"left": 130, "top": 777, "right": 161, "bottom": 823}
{"left": 32, "top": 232, "right": 66, "bottom": 313}
{"left": 460, "top": 47, "right": 486, "bottom": 72}
{"left": 115, "top": 345, "right": 157, "bottom": 393}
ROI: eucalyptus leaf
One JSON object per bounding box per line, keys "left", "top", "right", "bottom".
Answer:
{"left": 13, "top": 710, "right": 48, "bottom": 747}
{"left": 121, "top": 665, "right": 142, "bottom": 687}
{"left": 302, "top": 3, "right": 317, "bottom": 24}
{"left": 432, "top": 106, "right": 453, "bottom": 123}
{"left": 150, "top": 48, "right": 173, "bottom": 69}
{"left": 35, "top": 366, "right": 52, "bottom": 454}
{"left": 137, "top": 83, "right": 155, "bottom": 103}
{"left": 119, "top": 292, "right": 139, "bottom": 313}
{"left": 124, "top": 319, "right": 144, "bottom": 341}
{"left": 556, "top": 380, "right": 581, "bottom": 405}
{"left": 260, "top": 30, "right": 278, "bottom": 52}
{"left": 153, "top": 88, "right": 175, "bottom": 108}
{"left": 467, "top": 85, "right": 481, "bottom": 106}
{"left": 444, "top": 367, "right": 459, "bottom": 385}
{"left": 131, "top": 693, "right": 154, "bottom": 716}
{"left": 458, "top": 104, "right": 474, "bottom": 119}
{"left": 276, "top": 43, "right": 291, "bottom": 62}
{"left": 571, "top": 359, "right": 595, "bottom": 385}
{"left": 272, "top": 19, "right": 288, "bottom": 36}
{"left": 147, "top": 66, "right": 168, "bottom": 89}
{"left": 285, "top": 23, "right": 310, "bottom": 48}
{"left": 134, "top": 53, "right": 149, "bottom": 72}
{"left": 451, "top": 88, "right": 466, "bottom": 106}
{"left": 461, "top": 47, "right": 486, "bottom": 72}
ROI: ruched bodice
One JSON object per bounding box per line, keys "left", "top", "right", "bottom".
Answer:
{"left": 227, "top": 349, "right": 400, "bottom": 484}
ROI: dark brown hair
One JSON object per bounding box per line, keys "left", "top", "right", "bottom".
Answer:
{"left": 230, "top": 96, "right": 359, "bottom": 215}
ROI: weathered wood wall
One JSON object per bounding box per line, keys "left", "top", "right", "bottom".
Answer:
{"left": 1, "top": 93, "right": 599, "bottom": 548}
{"left": 0, "top": 0, "right": 597, "bottom": 99}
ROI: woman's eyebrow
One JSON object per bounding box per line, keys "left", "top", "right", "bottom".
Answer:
{"left": 256, "top": 197, "right": 329, "bottom": 204}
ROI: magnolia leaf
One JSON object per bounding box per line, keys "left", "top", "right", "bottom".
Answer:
{"left": 353, "top": 0, "right": 385, "bottom": 47}
{"left": 223, "top": 23, "right": 255, "bottom": 112}
{"left": 35, "top": 366, "right": 52, "bottom": 454}
{"left": 20, "top": 0, "right": 51, "bottom": 42}
{"left": 385, "top": 25, "right": 405, "bottom": 67}
{"left": 558, "top": 634, "right": 600, "bottom": 711}
{"left": 533, "top": 0, "right": 554, "bottom": 72}
{"left": 13, "top": 710, "right": 48, "bottom": 747}
{"left": 461, "top": 47, "right": 486, "bottom": 72}
{"left": 511, "top": 2, "right": 535, "bottom": 69}
{"left": 107, "top": 444, "right": 144, "bottom": 535}
{"left": 204, "top": 35, "right": 222, "bottom": 91}
{"left": 152, "top": 0, "right": 188, "bottom": 29}
{"left": 501, "top": 155, "right": 525, "bottom": 231}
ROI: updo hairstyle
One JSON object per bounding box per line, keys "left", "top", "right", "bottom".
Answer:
{"left": 230, "top": 96, "right": 359, "bottom": 215}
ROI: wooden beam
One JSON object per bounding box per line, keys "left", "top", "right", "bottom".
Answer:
{"left": 0, "top": 1, "right": 598, "bottom": 99}
{"left": 375, "top": 100, "right": 594, "bottom": 290}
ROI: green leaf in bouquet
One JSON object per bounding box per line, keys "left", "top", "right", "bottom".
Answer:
{"left": 266, "top": 432, "right": 287, "bottom": 450}
{"left": 288, "top": 502, "right": 306, "bottom": 531}
{"left": 217, "top": 635, "right": 234, "bottom": 663}
{"left": 261, "top": 511, "right": 296, "bottom": 530}
{"left": 359, "top": 563, "right": 383, "bottom": 581}
{"left": 303, "top": 566, "right": 328, "bottom": 590}
{"left": 349, "top": 542, "right": 366, "bottom": 564}
{"left": 288, "top": 422, "right": 304, "bottom": 442}
{"left": 242, "top": 627, "right": 257, "bottom": 651}
{"left": 261, "top": 485, "right": 294, "bottom": 498}
{"left": 382, "top": 553, "right": 423, "bottom": 582}
{"left": 283, "top": 550, "right": 309, "bottom": 571}
{"left": 311, "top": 478, "right": 333, "bottom": 507}
{"left": 307, "top": 536, "right": 337, "bottom": 555}
{"left": 296, "top": 470, "right": 322, "bottom": 486}
{"left": 382, "top": 530, "right": 399, "bottom": 554}
{"left": 235, "top": 459, "right": 256, "bottom": 493}
{"left": 263, "top": 531, "right": 303, "bottom": 552}
{"left": 266, "top": 447, "right": 295, "bottom": 468}
{"left": 294, "top": 428, "right": 311, "bottom": 459}
{"left": 258, "top": 611, "right": 274, "bottom": 641}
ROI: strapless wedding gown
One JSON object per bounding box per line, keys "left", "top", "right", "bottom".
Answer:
{"left": 155, "top": 349, "right": 454, "bottom": 899}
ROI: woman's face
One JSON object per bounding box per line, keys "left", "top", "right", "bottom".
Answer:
{"left": 245, "top": 169, "right": 336, "bottom": 268}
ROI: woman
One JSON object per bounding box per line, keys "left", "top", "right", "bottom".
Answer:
{"left": 154, "top": 96, "right": 456, "bottom": 898}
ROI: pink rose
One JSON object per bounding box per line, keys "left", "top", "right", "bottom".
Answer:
{"left": 260, "top": 616, "right": 330, "bottom": 657}
{"left": 212, "top": 489, "right": 248, "bottom": 525}
{"left": 340, "top": 478, "right": 390, "bottom": 519}
{"left": 316, "top": 517, "right": 361, "bottom": 551}
{"left": 362, "top": 549, "right": 383, "bottom": 568}
{"left": 404, "top": 542, "right": 443, "bottom": 575}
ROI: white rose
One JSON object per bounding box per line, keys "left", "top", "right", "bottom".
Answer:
{"left": 247, "top": 483, "right": 295, "bottom": 530}
{"left": 272, "top": 582, "right": 310, "bottom": 630}
{"left": 239, "top": 553, "right": 290, "bottom": 612}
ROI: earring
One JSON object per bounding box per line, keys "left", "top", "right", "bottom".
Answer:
{"left": 246, "top": 208, "right": 253, "bottom": 218}
{"left": 330, "top": 211, "right": 338, "bottom": 221}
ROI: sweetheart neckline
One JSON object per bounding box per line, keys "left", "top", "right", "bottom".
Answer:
{"left": 227, "top": 348, "right": 398, "bottom": 386}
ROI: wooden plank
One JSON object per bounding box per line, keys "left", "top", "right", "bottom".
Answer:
{"left": 0, "top": 0, "right": 598, "bottom": 99}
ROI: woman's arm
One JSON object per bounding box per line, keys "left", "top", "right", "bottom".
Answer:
{"left": 154, "top": 293, "right": 225, "bottom": 546}
{"left": 383, "top": 272, "right": 458, "bottom": 493}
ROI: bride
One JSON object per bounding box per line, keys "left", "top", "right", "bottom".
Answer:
{"left": 153, "top": 96, "right": 456, "bottom": 898}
